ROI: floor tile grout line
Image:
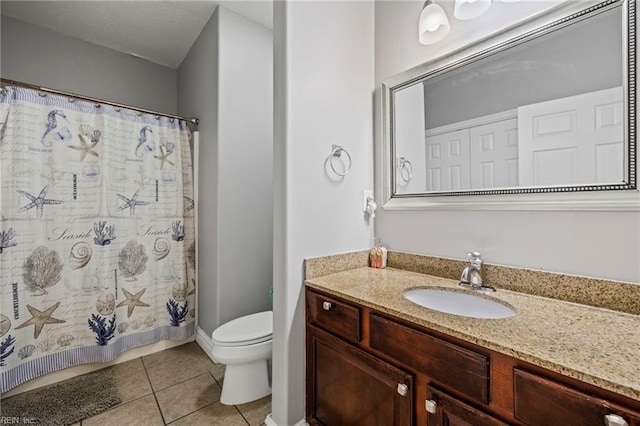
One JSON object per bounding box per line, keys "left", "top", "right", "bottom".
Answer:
{"left": 234, "top": 404, "right": 252, "bottom": 426}
{"left": 141, "top": 343, "right": 207, "bottom": 370}
{"left": 141, "top": 355, "right": 168, "bottom": 425}
{"left": 154, "top": 371, "right": 222, "bottom": 424}
{"left": 143, "top": 356, "right": 197, "bottom": 371}
{"left": 208, "top": 369, "right": 224, "bottom": 388}
{"left": 151, "top": 370, "right": 213, "bottom": 394}
{"left": 81, "top": 389, "right": 159, "bottom": 424}
{"left": 106, "top": 393, "right": 152, "bottom": 410}
{"left": 81, "top": 359, "right": 152, "bottom": 425}
{"left": 144, "top": 352, "right": 212, "bottom": 392}
{"left": 166, "top": 400, "right": 218, "bottom": 425}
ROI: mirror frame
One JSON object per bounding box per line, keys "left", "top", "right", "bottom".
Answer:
{"left": 382, "top": 0, "right": 639, "bottom": 211}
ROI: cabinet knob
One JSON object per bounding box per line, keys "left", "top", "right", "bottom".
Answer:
{"left": 425, "top": 399, "right": 437, "bottom": 414}
{"left": 322, "top": 301, "right": 333, "bottom": 311}
{"left": 396, "top": 383, "right": 408, "bottom": 396}
{"left": 605, "top": 414, "right": 629, "bottom": 426}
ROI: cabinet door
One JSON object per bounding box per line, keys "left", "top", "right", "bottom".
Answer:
{"left": 426, "top": 386, "right": 508, "bottom": 426}
{"left": 307, "top": 326, "right": 413, "bottom": 426}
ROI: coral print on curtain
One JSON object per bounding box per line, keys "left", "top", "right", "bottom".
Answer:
{"left": 0, "top": 86, "right": 196, "bottom": 392}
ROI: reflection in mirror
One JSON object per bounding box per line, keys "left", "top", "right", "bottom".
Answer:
{"left": 388, "top": 0, "right": 635, "bottom": 198}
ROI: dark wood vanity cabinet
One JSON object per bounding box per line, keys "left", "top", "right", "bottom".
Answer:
{"left": 307, "top": 326, "right": 413, "bottom": 425}
{"left": 305, "top": 287, "right": 640, "bottom": 426}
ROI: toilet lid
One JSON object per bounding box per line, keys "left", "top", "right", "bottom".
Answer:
{"left": 212, "top": 311, "right": 272, "bottom": 346}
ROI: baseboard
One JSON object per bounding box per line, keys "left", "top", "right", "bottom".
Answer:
{"left": 195, "top": 325, "right": 216, "bottom": 363}
{"left": 264, "top": 414, "right": 309, "bottom": 426}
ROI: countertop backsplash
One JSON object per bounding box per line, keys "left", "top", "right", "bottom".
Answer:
{"left": 305, "top": 250, "right": 640, "bottom": 315}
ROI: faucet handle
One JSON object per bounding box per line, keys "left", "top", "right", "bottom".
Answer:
{"left": 467, "top": 252, "right": 482, "bottom": 267}
{"left": 467, "top": 252, "right": 482, "bottom": 260}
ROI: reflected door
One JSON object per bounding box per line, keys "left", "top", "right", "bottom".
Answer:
{"left": 518, "top": 86, "right": 624, "bottom": 186}
{"left": 425, "top": 130, "right": 471, "bottom": 191}
{"left": 469, "top": 118, "right": 519, "bottom": 189}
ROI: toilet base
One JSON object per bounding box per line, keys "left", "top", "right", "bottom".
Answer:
{"left": 220, "top": 359, "right": 271, "bottom": 405}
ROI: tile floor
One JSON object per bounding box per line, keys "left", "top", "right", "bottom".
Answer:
{"left": 76, "top": 342, "right": 271, "bottom": 425}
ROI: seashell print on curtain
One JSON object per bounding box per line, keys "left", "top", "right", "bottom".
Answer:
{"left": 0, "top": 86, "right": 196, "bottom": 392}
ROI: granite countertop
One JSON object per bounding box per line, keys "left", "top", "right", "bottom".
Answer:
{"left": 305, "top": 266, "right": 640, "bottom": 401}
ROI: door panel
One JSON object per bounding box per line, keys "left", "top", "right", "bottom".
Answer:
{"left": 425, "top": 130, "right": 471, "bottom": 191}
{"left": 469, "top": 118, "right": 519, "bottom": 189}
{"left": 518, "top": 87, "right": 624, "bottom": 186}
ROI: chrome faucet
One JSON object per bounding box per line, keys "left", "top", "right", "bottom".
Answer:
{"left": 459, "top": 252, "right": 495, "bottom": 292}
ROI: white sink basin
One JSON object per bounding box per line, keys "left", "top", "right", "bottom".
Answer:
{"left": 403, "top": 288, "right": 516, "bottom": 319}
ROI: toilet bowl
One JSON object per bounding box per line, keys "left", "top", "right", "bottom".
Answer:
{"left": 211, "top": 311, "right": 273, "bottom": 405}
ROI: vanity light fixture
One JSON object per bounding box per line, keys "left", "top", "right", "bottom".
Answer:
{"left": 454, "top": 0, "right": 492, "bottom": 20}
{"left": 418, "top": 0, "right": 451, "bottom": 45}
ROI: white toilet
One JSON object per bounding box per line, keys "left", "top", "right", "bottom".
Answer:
{"left": 211, "top": 311, "right": 273, "bottom": 405}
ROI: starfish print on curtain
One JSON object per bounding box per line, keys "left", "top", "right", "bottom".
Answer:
{"left": 16, "top": 186, "right": 63, "bottom": 218}
{"left": 15, "top": 302, "right": 65, "bottom": 339}
{"left": 117, "top": 288, "right": 151, "bottom": 317}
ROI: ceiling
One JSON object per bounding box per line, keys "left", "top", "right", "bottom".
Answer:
{"left": 0, "top": 0, "right": 274, "bottom": 69}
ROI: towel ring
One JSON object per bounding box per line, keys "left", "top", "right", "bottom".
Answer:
{"left": 330, "top": 144, "right": 352, "bottom": 177}
{"left": 397, "top": 157, "right": 413, "bottom": 183}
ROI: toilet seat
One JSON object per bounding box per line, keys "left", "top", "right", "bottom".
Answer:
{"left": 212, "top": 311, "right": 272, "bottom": 347}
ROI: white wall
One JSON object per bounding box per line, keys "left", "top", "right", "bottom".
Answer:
{"left": 273, "top": 1, "right": 375, "bottom": 424}
{"left": 217, "top": 6, "right": 273, "bottom": 326}
{"left": 375, "top": 1, "right": 640, "bottom": 283}
{"left": 178, "top": 6, "right": 273, "bottom": 336}
{"left": 177, "top": 9, "right": 220, "bottom": 336}
{"left": 394, "top": 83, "right": 426, "bottom": 193}
{"left": 1, "top": 15, "right": 177, "bottom": 114}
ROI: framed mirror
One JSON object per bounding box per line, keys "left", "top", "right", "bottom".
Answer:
{"left": 382, "top": 0, "right": 638, "bottom": 210}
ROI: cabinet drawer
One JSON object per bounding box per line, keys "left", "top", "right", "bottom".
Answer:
{"left": 514, "top": 368, "right": 640, "bottom": 426}
{"left": 370, "top": 314, "right": 489, "bottom": 404}
{"left": 306, "top": 290, "right": 361, "bottom": 342}
{"left": 427, "top": 385, "right": 508, "bottom": 426}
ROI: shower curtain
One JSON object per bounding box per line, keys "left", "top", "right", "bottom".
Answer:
{"left": 0, "top": 86, "right": 196, "bottom": 393}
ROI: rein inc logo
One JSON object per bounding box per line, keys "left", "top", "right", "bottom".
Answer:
{"left": 0, "top": 417, "right": 37, "bottom": 424}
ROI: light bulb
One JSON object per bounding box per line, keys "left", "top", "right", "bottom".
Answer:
{"left": 418, "top": 0, "right": 451, "bottom": 45}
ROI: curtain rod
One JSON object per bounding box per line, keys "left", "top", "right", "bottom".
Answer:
{"left": 0, "top": 77, "right": 199, "bottom": 126}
